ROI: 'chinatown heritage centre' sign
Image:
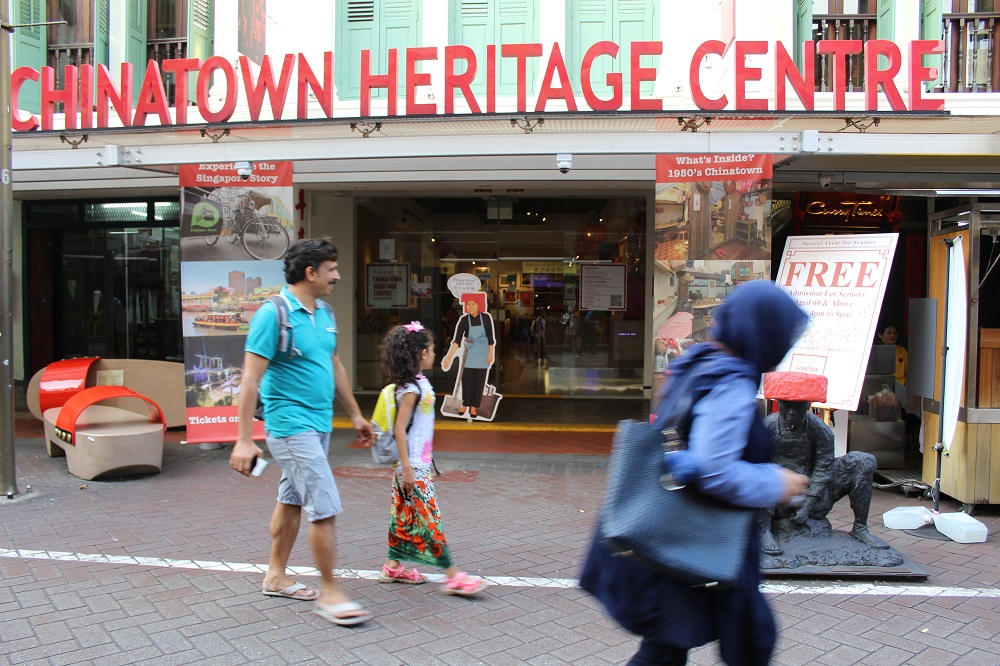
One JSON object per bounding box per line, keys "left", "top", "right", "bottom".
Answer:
{"left": 11, "top": 39, "right": 947, "bottom": 131}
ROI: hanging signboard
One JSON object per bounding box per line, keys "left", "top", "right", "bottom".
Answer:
{"left": 774, "top": 233, "right": 899, "bottom": 411}
{"left": 580, "top": 264, "right": 626, "bottom": 310}
{"left": 366, "top": 263, "right": 410, "bottom": 308}
{"left": 238, "top": 0, "right": 267, "bottom": 66}
{"left": 795, "top": 193, "right": 898, "bottom": 228}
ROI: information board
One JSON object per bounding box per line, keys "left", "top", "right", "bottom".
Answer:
{"left": 580, "top": 264, "right": 626, "bottom": 311}
{"left": 774, "top": 233, "right": 898, "bottom": 410}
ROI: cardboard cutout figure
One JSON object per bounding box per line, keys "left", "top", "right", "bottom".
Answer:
{"left": 440, "top": 275, "right": 502, "bottom": 421}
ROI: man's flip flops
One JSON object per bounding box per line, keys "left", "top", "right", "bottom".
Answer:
{"left": 313, "top": 601, "right": 371, "bottom": 626}
{"left": 262, "top": 582, "right": 319, "bottom": 600}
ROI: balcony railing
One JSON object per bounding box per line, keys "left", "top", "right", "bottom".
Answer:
{"left": 43, "top": 39, "right": 189, "bottom": 116}
{"left": 47, "top": 43, "right": 94, "bottom": 114}
{"left": 940, "top": 13, "right": 1000, "bottom": 93}
{"left": 147, "top": 38, "right": 188, "bottom": 106}
{"left": 812, "top": 13, "right": 877, "bottom": 93}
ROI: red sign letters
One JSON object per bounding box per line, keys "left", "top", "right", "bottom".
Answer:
{"left": 11, "top": 39, "right": 947, "bottom": 131}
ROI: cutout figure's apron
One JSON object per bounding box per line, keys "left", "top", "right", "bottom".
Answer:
{"left": 462, "top": 318, "right": 489, "bottom": 407}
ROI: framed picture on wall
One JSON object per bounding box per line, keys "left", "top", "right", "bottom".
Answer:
{"left": 521, "top": 273, "right": 532, "bottom": 286}
{"left": 504, "top": 289, "right": 517, "bottom": 304}
{"left": 518, "top": 291, "right": 533, "bottom": 308}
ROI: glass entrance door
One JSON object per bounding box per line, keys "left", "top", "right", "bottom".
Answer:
{"left": 25, "top": 201, "right": 182, "bottom": 376}
{"left": 356, "top": 196, "right": 646, "bottom": 398}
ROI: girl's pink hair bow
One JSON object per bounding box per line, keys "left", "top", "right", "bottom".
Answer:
{"left": 403, "top": 321, "right": 424, "bottom": 333}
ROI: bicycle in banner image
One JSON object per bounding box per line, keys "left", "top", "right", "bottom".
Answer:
{"left": 204, "top": 189, "right": 291, "bottom": 261}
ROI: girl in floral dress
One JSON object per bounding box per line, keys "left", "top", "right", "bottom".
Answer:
{"left": 377, "top": 322, "right": 487, "bottom": 596}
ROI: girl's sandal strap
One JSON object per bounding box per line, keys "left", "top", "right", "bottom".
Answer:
{"left": 442, "top": 572, "right": 486, "bottom": 596}
{"left": 378, "top": 564, "right": 427, "bottom": 584}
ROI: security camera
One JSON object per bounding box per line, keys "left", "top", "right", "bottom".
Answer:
{"left": 235, "top": 161, "right": 254, "bottom": 181}
{"left": 556, "top": 153, "right": 573, "bottom": 174}
{"left": 818, "top": 175, "right": 832, "bottom": 189}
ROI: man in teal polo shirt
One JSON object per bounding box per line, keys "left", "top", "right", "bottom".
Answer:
{"left": 231, "top": 238, "right": 374, "bottom": 626}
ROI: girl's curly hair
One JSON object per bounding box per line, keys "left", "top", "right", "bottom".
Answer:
{"left": 380, "top": 324, "right": 432, "bottom": 387}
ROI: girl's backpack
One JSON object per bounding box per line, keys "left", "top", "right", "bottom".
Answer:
{"left": 369, "top": 384, "right": 418, "bottom": 465}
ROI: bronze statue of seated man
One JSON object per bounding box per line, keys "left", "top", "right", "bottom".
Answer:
{"left": 760, "top": 399, "right": 890, "bottom": 555}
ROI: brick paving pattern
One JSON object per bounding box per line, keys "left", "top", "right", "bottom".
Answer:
{"left": 1, "top": 426, "right": 998, "bottom": 665}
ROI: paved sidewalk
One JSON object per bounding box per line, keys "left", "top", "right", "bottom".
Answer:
{"left": 1, "top": 428, "right": 999, "bottom": 665}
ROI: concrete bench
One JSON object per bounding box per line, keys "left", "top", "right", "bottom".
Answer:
{"left": 43, "top": 386, "right": 166, "bottom": 481}
{"left": 27, "top": 358, "right": 185, "bottom": 430}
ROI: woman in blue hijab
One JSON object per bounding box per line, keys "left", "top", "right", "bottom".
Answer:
{"left": 581, "top": 280, "right": 811, "bottom": 665}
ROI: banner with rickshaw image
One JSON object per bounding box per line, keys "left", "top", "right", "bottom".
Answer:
{"left": 178, "top": 162, "right": 293, "bottom": 444}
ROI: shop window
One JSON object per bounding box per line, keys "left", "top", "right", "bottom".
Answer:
{"left": 335, "top": 0, "right": 423, "bottom": 100}
{"left": 354, "top": 196, "right": 646, "bottom": 397}
{"left": 448, "top": 0, "right": 539, "bottom": 98}
{"left": 149, "top": 0, "right": 185, "bottom": 38}
{"left": 566, "top": 0, "right": 660, "bottom": 100}
{"left": 155, "top": 201, "right": 181, "bottom": 221}
{"left": 25, "top": 201, "right": 182, "bottom": 374}
{"left": 85, "top": 202, "right": 150, "bottom": 223}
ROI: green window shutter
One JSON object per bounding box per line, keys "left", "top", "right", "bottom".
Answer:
{"left": 12, "top": 0, "right": 47, "bottom": 114}
{"left": 336, "top": 0, "right": 378, "bottom": 100}
{"left": 125, "top": 0, "right": 148, "bottom": 104}
{"left": 567, "top": 0, "right": 613, "bottom": 97}
{"left": 793, "top": 0, "right": 813, "bottom": 68}
{"left": 921, "top": 0, "right": 943, "bottom": 89}
{"left": 875, "top": 0, "right": 896, "bottom": 71}
{"left": 93, "top": 0, "right": 110, "bottom": 103}
{"left": 616, "top": 0, "right": 657, "bottom": 96}
{"left": 451, "top": 0, "right": 537, "bottom": 97}
{"left": 187, "top": 0, "right": 214, "bottom": 62}
{"left": 496, "top": 0, "right": 536, "bottom": 97}
{"left": 382, "top": 0, "right": 420, "bottom": 98}
{"left": 568, "top": 0, "right": 656, "bottom": 98}
{"left": 876, "top": 0, "right": 895, "bottom": 40}
{"left": 187, "top": 0, "right": 215, "bottom": 97}
{"left": 336, "top": 0, "right": 421, "bottom": 101}
{"left": 450, "top": 0, "right": 492, "bottom": 95}
{"left": 94, "top": 0, "right": 110, "bottom": 70}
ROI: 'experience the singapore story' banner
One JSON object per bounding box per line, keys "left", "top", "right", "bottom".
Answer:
{"left": 179, "top": 162, "right": 293, "bottom": 443}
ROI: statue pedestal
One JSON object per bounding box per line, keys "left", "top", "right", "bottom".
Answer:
{"left": 761, "top": 517, "right": 927, "bottom": 581}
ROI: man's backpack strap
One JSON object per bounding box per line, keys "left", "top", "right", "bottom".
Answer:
{"left": 268, "top": 294, "right": 334, "bottom": 357}
{"left": 317, "top": 299, "right": 337, "bottom": 352}
{"left": 269, "top": 295, "right": 293, "bottom": 354}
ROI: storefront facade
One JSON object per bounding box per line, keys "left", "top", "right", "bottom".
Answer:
{"left": 8, "top": 2, "right": 1000, "bottom": 450}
